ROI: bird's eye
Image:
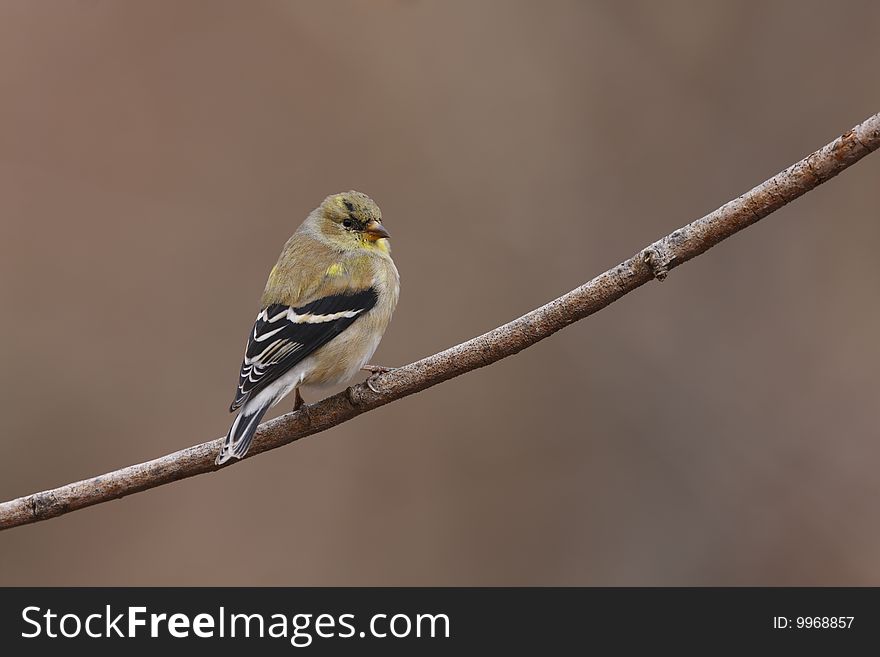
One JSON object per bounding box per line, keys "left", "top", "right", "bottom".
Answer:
{"left": 342, "top": 218, "right": 354, "bottom": 229}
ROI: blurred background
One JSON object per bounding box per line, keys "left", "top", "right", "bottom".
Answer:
{"left": 1, "top": 0, "right": 879, "bottom": 585}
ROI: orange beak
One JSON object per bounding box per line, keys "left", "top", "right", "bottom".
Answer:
{"left": 364, "top": 220, "right": 390, "bottom": 242}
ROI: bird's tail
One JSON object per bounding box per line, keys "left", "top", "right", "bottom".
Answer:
{"left": 216, "top": 399, "right": 270, "bottom": 465}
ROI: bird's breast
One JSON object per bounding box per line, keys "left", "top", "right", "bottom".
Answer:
{"left": 302, "top": 255, "right": 399, "bottom": 387}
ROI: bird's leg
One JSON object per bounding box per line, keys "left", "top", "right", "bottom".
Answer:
{"left": 293, "top": 387, "right": 306, "bottom": 411}
{"left": 362, "top": 365, "right": 397, "bottom": 394}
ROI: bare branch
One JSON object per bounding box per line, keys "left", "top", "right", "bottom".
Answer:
{"left": 2, "top": 113, "right": 878, "bottom": 531}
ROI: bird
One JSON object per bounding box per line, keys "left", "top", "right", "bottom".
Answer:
{"left": 216, "top": 190, "right": 400, "bottom": 465}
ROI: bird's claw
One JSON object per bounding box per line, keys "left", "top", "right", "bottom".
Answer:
{"left": 362, "top": 365, "right": 396, "bottom": 394}
{"left": 361, "top": 364, "right": 396, "bottom": 375}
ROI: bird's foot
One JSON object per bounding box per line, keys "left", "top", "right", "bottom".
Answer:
{"left": 293, "top": 387, "right": 306, "bottom": 411}
{"left": 362, "top": 365, "right": 397, "bottom": 394}
{"left": 362, "top": 364, "right": 396, "bottom": 375}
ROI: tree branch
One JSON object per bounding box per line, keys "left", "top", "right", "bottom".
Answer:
{"left": 2, "top": 113, "right": 879, "bottom": 531}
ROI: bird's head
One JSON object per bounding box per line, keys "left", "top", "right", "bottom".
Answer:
{"left": 313, "top": 190, "right": 390, "bottom": 252}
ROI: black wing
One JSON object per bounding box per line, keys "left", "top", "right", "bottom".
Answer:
{"left": 230, "top": 288, "right": 378, "bottom": 411}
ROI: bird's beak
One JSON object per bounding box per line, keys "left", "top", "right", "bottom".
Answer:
{"left": 364, "top": 220, "right": 390, "bottom": 241}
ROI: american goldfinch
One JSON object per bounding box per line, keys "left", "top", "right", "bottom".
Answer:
{"left": 216, "top": 191, "right": 400, "bottom": 465}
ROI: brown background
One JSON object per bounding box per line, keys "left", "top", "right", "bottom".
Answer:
{"left": 1, "top": 1, "right": 878, "bottom": 585}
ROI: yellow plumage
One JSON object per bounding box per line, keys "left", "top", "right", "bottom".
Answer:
{"left": 216, "top": 191, "right": 399, "bottom": 464}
